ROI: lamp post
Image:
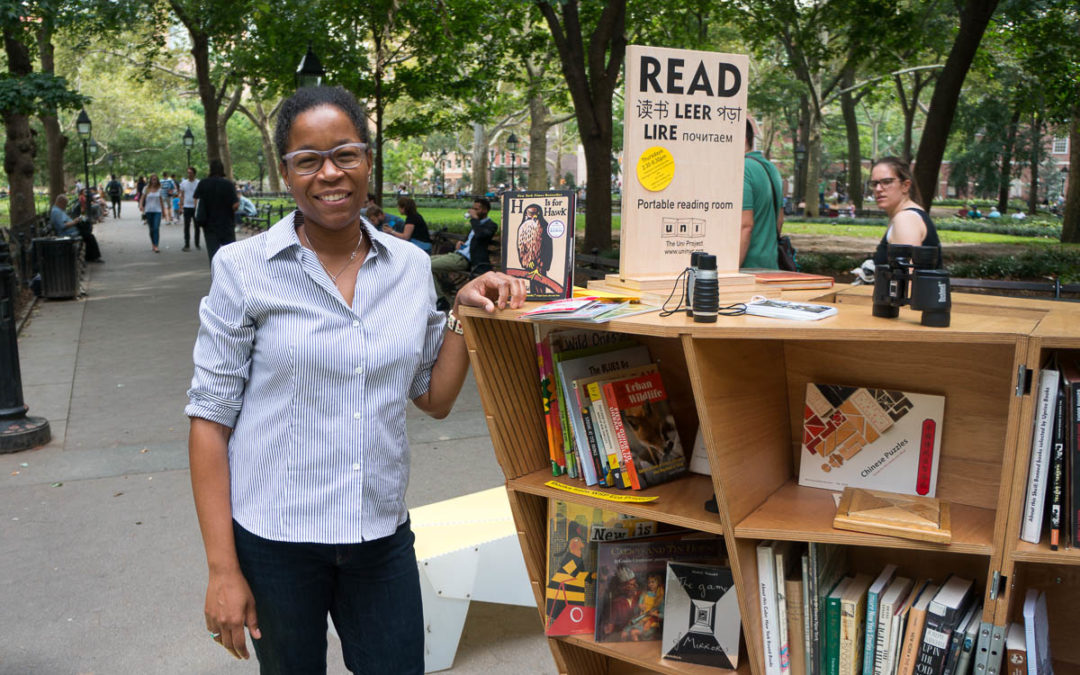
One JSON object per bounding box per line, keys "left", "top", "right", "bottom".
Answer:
{"left": 296, "top": 43, "right": 325, "bottom": 88}
{"left": 507, "top": 133, "right": 518, "bottom": 191}
{"left": 89, "top": 138, "right": 99, "bottom": 187}
{"left": 183, "top": 126, "right": 194, "bottom": 168}
{"left": 76, "top": 109, "right": 92, "bottom": 212}
{"left": 257, "top": 150, "right": 264, "bottom": 194}
{"left": 794, "top": 142, "right": 807, "bottom": 208}
{"left": 439, "top": 149, "right": 447, "bottom": 196}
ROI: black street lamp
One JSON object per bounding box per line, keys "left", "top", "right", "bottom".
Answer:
{"left": 76, "top": 109, "right": 92, "bottom": 211}
{"left": 257, "top": 150, "right": 264, "bottom": 194}
{"left": 89, "top": 138, "right": 99, "bottom": 187}
{"left": 183, "top": 126, "right": 195, "bottom": 167}
{"left": 296, "top": 43, "right": 325, "bottom": 88}
{"left": 0, "top": 264, "right": 51, "bottom": 453}
{"left": 439, "top": 149, "right": 448, "bottom": 195}
{"left": 507, "top": 133, "right": 518, "bottom": 191}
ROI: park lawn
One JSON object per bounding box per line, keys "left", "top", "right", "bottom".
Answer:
{"left": 784, "top": 221, "right": 1070, "bottom": 246}
{"left": 0, "top": 195, "right": 55, "bottom": 221}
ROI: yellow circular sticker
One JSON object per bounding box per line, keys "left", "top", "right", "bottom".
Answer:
{"left": 636, "top": 146, "right": 675, "bottom": 192}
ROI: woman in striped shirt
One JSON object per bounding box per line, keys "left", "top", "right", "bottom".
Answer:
{"left": 186, "top": 86, "right": 525, "bottom": 673}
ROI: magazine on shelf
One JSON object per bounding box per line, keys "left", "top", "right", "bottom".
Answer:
{"left": 798, "top": 383, "right": 945, "bottom": 497}
{"left": 745, "top": 297, "right": 839, "bottom": 321}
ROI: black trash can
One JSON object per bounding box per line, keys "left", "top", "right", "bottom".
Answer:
{"left": 33, "top": 237, "right": 81, "bottom": 299}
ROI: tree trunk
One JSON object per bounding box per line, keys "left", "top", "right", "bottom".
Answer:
{"left": 581, "top": 136, "right": 613, "bottom": 252}
{"left": 804, "top": 112, "right": 823, "bottom": 218}
{"left": 997, "top": 107, "right": 1021, "bottom": 214}
{"left": 1062, "top": 112, "right": 1080, "bottom": 244}
{"left": 912, "top": 0, "right": 1000, "bottom": 209}
{"left": 3, "top": 26, "right": 38, "bottom": 241}
{"left": 217, "top": 86, "right": 242, "bottom": 181}
{"left": 1026, "top": 112, "right": 1042, "bottom": 215}
{"left": 840, "top": 67, "right": 863, "bottom": 211}
{"left": 258, "top": 100, "right": 281, "bottom": 192}
{"left": 472, "top": 123, "right": 489, "bottom": 196}
{"left": 528, "top": 94, "right": 549, "bottom": 189}
{"left": 37, "top": 20, "right": 67, "bottom": 203}
{"left": 189, "top": 32, "right": 221, "bottom": 165}
{"left": 795, "top": 95, "right": 809, "bottom": 207}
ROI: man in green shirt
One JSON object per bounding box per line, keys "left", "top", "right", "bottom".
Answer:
{"left": 740, "top": 120, "right": 783, "bottom": 269}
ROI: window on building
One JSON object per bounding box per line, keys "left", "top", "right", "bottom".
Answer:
{"left": 1053, "top": 137, "right": 1068, "bottom": 154}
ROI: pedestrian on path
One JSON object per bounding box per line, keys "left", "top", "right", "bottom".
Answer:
{"left": 136, "top": 175, "right": 146, "bottom": 204}
{"left": 160, "top": 172, "right": 177, "bottom": 224}
{"left": 193, "top": 160, "right": 239, "bottom": 262}
{"left": 140, "top": 174, "right": 164, "bottom": 253}
{"left": 106, "top": 174, "right": 123, "bottom": 218}
{"left": 185, "top": 85, "right": 526, "bottom": 671}
{"left": 180, "top": 166, "right": 200, "bottom": 251}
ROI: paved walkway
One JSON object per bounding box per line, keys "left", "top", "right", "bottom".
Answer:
{"left": 0, "top": 209, "right": 553, "bottom": 674}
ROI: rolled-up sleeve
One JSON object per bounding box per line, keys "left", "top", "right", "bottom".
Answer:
{"left": 408, "top": 259, "right": 446, "bottom": 401}
{"left": 185, "top": 249, "right": 255, "bottom": 427}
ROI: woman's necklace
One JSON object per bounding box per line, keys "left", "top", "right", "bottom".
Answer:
{"left": 296, "top": 213, "right": 365, "bottom": 283}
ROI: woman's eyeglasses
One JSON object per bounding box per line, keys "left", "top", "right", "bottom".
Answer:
{"left": 869, "top": 177, "right": 898, "bottom": 189}
{"left": 282, "top": 142, "right": 369, "bottom": 175}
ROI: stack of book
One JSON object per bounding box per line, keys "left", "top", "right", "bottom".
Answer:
{"left": 1019, "top": 353, "right": 1080, "bottom": 549}
{"left": 534, "top": 327, "right": 688, "bottom": 489}
{"left": 756, "top": 546, "right": 985, "bottom": 675}
{"left": 1004, "top": 590, "right": 1052, "bottom": 675}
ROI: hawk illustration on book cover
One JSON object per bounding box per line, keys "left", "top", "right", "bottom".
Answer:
{"left": 798, "top": 383, "right": 945, "bottom": 496}
{"left": 501, "top": 191, "right": 574, "bottom": 301}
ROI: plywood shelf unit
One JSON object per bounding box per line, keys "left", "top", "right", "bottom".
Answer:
{"left": 459, "top": 293, "right": 1079, "bottom": 675}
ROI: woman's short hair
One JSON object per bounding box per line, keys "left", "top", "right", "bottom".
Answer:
{"left": 274, "top": 86, "right": 370, "bottom": 160}
{"left": 873, "top": 156, "right": 922, "bottom": 205}
{"left": 397, "top": 196, "right": 417, "bottom": 215}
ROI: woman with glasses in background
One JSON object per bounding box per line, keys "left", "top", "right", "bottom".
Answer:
{"left": 869, "top": 156, "right": 942, "bottom": 267}
{"left": 185, "top": 86, "right": 526, "bottom": 673}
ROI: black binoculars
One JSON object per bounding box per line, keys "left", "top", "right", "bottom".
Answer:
{"left": 871, "top": 244, "right": 951, "bottom": 327}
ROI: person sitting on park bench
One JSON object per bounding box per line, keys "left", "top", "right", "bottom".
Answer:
{"left": 430, "top": 196, "right": 497, "bottom": 311}
{"left": 50, "top": 195, "right": 81, "bottom": 237}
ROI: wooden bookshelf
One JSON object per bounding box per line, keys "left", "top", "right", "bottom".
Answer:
{"left": 459, "top": 294, "right": 1079, "bottom": 675}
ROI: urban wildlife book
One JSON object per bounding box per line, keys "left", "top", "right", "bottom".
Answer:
{"left": 501, "top": 190, "right": 575, "bottom": 301}
{"left": 798, "top": 384, "right": 945, "bottom": 497}
{"left": 662, "top": 561, "right": 741, "bottom": 669}
{"left": 604, "top": 370, "right": 688, "bottom": 489}
{"left": 544, "top": 499, "right": 658, "bottom": 636}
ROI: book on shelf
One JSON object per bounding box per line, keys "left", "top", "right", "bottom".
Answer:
{"left": 1059, "top": 356, "right": 1080, "bottom": 548}
{"left": 500, "top": 190, "right": 575, "bottom": 302}
{"left": 604, "top": 370, "right": 688, "bottom": 490}
{"left": 811, "top": 543, "right": 850, "bottom": 675}
{"left": 875, "top": 576, "right": 914, "bottom": 675}
{"left": 788, "top": 558, "right": 809, "bottom": 675}
{"left": 776, "top": 542, "right": 801, "bottom": 675}
{"left": 534, "top": 324, "right": 566, "bottom": 476}
{"left": 839, "top": 573, "right": 873, "bottom": 675}
{"left": 952, "top": 603, "right": 982, "bottom": 675}
{"left": 543, "top": 499, "right": 658, "bottom": 636}
{"left": 826, "top": 577, "right": 855, "bottom": 675}
{"left": 689, "top": 428, "right": 712, "bottom": 476}
{"left": 864, "top": 565, "right": 899, "bottom": 675}
{"left": 1022, "top": 589, "right": 1052, "bottom": 675}
{"left": 576, "top": 363, "right": 660, "bottom": 488}
{"left": 740, "top": 268, "right": 836, "bottom": 290}
{"left": 1004, "top": 623, "right": 1026, "bottom": 675}
{"left": 1048, "top": 380, "right": 1067, "bottom": 550}
{"left": 1021, "top": 366, "right": 1061, "bottom": 544}
{"left": 745, "top": 297, "right": 839, "bottom": 321}
{"left": 594, "top": 534, "right": 724, "bottom": 643}
{"left": 942, "top": 604, "right": 980, "bottom": 675}
{"left": 889, "top": 578, "right": 930, "bottom": 675}
{"left": 799, "top": 383, "right": 945, "bottom": 497}
{"left": 914, "top": 575, "right": 975, "bottom": 675}
{"left": 553, "top": 340, "right": 651, "bottom": 486}
{"left": 801, "top": 552, "right": 814, "bottom": 675}
{"left": 759, "top": 541, "right": 784, "bottom": 675}
{"left": 897, "top": 582, "right": 941, "bottom": 675}
{"left": 662, "top": 561, "right": 741, "bottom": 669}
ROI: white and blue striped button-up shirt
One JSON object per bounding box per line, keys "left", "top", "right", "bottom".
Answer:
{"left": 186, "top": 212, "right": 444, "bottom": 544}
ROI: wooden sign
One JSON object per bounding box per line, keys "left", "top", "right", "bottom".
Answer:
{"left": 619, "top": 45, "right": 750, "bottom": 282}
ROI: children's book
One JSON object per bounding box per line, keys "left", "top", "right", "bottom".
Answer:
{"left": 544, "top": 499, "right": 658, "bottom": 636}
{"left": 604, "top": 370, "right": 688, "bottom": 489}
{"left": 501, "top": 190, "right": 575, "bottom": 301}
{"left": 594, "top": 534, "right": 724, "bottom": 643}
{"left": 662, "top": 561, "right": 741, "bottom": 669}
{"left": 798, "top": 384, "right": 946, "bottom": 497}
{"left": 575, "top": 363, "right": 660, "bottom": 488}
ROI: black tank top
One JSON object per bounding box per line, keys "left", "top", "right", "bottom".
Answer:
{"left": 873, "top": 207, "right": 942, "bottom": 267}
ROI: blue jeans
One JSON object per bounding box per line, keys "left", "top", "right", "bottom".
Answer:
{"left": 232, "top": 519, "right": 424, "bottom": 675}
{"left": 145, "top": 211, "right": 161, "bottom": 246}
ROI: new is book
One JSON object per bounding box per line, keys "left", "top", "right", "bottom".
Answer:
{"left": 799, "top": 383, "right": 945, "bottom": 497}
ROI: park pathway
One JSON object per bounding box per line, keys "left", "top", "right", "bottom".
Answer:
{"left": 0, "top": 207, "right": 552, "bottom": 674}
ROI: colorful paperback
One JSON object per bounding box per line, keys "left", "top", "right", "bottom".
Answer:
{"left": 594, "top": 535, "right": 724, "bottom": 643}
{"left": 544, "top": 499, "right": 658, "bottom": 636}
{"left": 501, "top": 190, "right": 575, "bottom": 301}
{"left": 798, "top": 384, "right": 945, "bottom": 497}
{"left": 605, "top": 371, "right": 688, "bottom": 489}
{"left": 662, "top": 561, "right": 741, "bottom": 669}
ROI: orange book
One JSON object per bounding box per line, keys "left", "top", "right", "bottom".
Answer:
{"left": 896, "top": 582, "right": 939, "bottom": 675}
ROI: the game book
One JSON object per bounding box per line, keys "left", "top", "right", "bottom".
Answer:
{"left": 662, "top": 561, "right": 741, "bottom": 669}
{"left": 501, "top": 190, "right": 575, "bottom": 301}
{"left": 798, "top": 383, "right": 945, "bottom": 497}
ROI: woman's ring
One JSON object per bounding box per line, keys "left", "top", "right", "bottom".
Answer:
{"left": 209, "top": 631, "right": 221, "bottom": 639}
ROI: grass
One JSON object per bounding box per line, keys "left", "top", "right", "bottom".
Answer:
{"left": 0, "top": 194, "right": 54, "bottom": 222}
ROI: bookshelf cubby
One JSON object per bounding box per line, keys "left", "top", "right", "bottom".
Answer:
{"left": 459, "top": 290, "right": 1079, "bottom": 675}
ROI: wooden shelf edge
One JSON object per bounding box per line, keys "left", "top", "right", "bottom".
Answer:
{"left": 509, "top": 469, "right": 725, "bottom": 535}
{"left": 1010, "top": 539, "right": 1080, "bottom": 566}
{"left": 559, "top": 634, "right": 749, "bottom": 675}
{"left": 732, "top": 480, "right": 995, "bottom": 555}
